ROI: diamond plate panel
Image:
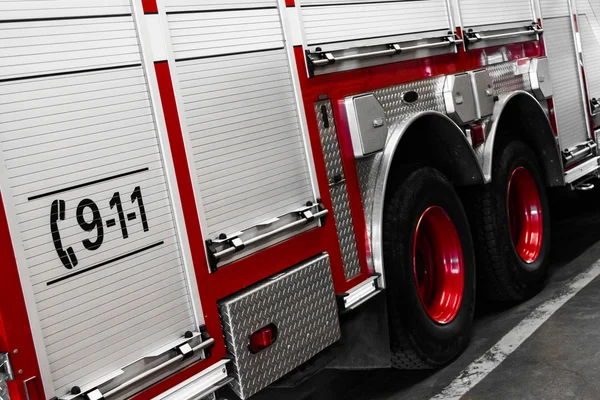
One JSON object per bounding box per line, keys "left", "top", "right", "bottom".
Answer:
{"left": 315, "top": 101, "right": 344, "bottom": 182}
{"left": 218, "top": 254, "right": 340, "bottom": 399}
{"left": 329, "top": 183, "right": 362, "bottom": 278}
{"left": 315, "top": 100, "right": 362, "bottom": 279}
{"left": 486, "top": 60, "right": 532, "bottom": 95}
{"left": 374, "top": 76, "right": 447, "bottom": 130}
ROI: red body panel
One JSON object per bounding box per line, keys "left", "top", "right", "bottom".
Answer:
{"left": 0, "top": 194, "right": 44, "bottom": 400}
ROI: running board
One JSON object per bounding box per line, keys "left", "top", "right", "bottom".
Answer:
{"left": 565, "top": 156, "right": 600, "bottom": 184}
{"left": 337, "top": 275, "right": 382, "bottom": 312}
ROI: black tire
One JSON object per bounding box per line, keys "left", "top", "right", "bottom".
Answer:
{"left": 462, "top": 140, "right": 550, "bottom": 302}
{"left": 383, "top": 167, "right": 476, "bottom": 369}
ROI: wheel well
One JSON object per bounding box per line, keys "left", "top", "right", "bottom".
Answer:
{"left": 487, "top": 92, "right": 564, "bottom": 187}
{"left": 387, "top": 113, "right": 485, "bottom": 188}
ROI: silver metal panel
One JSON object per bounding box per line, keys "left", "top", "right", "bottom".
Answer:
{"left": 471, "top": 70, "right": 496, "bottom": 118}
{"left": 174, "top": 49, "right": 313, "bottom": 238}
{"left": 345, "top": 94, "right": 388, "bottom": 157}
{"left": 540, "top": 0, "right": 571, "bottom": 18}
{"left": 0, "top": 0, "right": 131, "bottom": 20}
{"left": 486, "top": 60, "right": 533, "bottom": 96}
{"left": 458, "top": 0, "right": 535, "bottom": 27}
{"left": 543, "top": 16, "right": 589, "bottom": 150}
{"left": 0, "top": 16, "right": 140, "bottom": 81}
{"left": 530, "top": 57, "right": 554, "bottom": 100}
{"left": 300, "top": 0, "right": 451, "bottom": 48}
{"left": 444, "top": 73, "right": 477, "bottom": 124}
{"left": 164, "top": 0, "right": 276, "bottom": 12}
{"left": 166, "top": 8, "right": 284, "bottom": 60}
{"left": 0, "top": 34, "right": 197, "bottom": 400}
{"left": 315, "top": 101, "right": 362, "bottom": 280}
{"left": 219, "top": 254, "right": 340, "bottom": 399}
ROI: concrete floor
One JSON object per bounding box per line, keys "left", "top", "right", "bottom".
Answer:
{"left": 254, "top": 186, "right": 600, "bottom": 400}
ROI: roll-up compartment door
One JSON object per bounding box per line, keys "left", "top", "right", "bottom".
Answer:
{"left": 577, "top": 0, "right": 600, "bottom": 127}
{"left": 457, "top": 0, "right": 541, "bottom": 49}
{"left": 539, "top": 9, "right": 591, "bottom": 153}
{"left": 0, "top": 2, "right": 203, "bottom": 398}
{"left": 299, "top": 0, "right": 458, "bottom": 74}
{"left": 162, "top": 1, "right": 320, "bottom": 266}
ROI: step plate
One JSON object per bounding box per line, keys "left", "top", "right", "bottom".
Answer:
{"left": 218, "top": 254, "right": 340, "bottom": 399}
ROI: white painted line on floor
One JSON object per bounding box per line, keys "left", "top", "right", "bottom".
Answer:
{"left": 431, "top": 259, "right": 600, "bottom": 400}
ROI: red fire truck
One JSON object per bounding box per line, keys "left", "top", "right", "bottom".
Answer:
{"left": 1, "top": 0, "right": 600, "bottom": 399}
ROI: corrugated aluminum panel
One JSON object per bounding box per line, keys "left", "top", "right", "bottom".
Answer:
{"left": 0, "top": 9, "right": 198, "bottom": 396}
{"left": 0, "top": 0, "right": 131, "bottom": 20}
{"left": 175, "top": 49, "right": 313, "bottom": 238}
{"left": 539, "top": 0, "right": 570, "bottom": 18}
{"left": 0, "top": 16, "right": 141, "bottom": 80}
{"left": 0, "top": 66, "right": 196, "bottom": 396}
{"left": 300, "top": 0, "right": 450, "bottom": 46}
{"left": 167, "top": 8, "right": 283, "bottom": 60}
{"left": 164, "top": 0, "right": 275, "bottom": 12}
{"left": 543, "top": 16, "right": 589, "bottom": 150}
{"left": 579, "top": 7, "right": 600, "bottom": 103}
{"left": 458, "top": 0, "right": 535, "bottom": 27}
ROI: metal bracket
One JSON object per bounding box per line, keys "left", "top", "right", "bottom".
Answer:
{"left": 337, "top": 275, "right": 382, "bottom": 313}
{"left": 62, "top": 333, "right": 214, "bottom": 400}
{"left": 563, "top": 140, "right": 597, "bottom": 162}
{"left": 309, "top": 34, "right": 463, "bottom": 68}
{"left": 590, "top": 98, "right": 600, "bottom": 116}
{"left": 465, "top": 22, "right": 543, "bottom": 47}
{"left": 205, "top": 203, "right": 329, "bottom": 268}
{"left": 85, "top": 389, "right": 104, "bottom": 400}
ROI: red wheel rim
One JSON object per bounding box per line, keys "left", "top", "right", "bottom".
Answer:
{"left": 507, "top": 167, "right": 543, "bottom": 263}
{"left": 412, "top": 206, "right": 465, "bottom": 324}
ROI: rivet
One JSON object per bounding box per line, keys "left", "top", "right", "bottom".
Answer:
{"left": 18, "top": 369, "right": 23, "bottom": 374}
{"left": 12, "top": 349, "right": 18, "bottom": 354}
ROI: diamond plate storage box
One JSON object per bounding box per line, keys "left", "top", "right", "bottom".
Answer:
{"left": 218, "top": 254, "right": 340, "bottom": 399}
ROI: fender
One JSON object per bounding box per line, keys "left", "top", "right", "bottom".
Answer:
{"left": 483, "top": 90, "right": 564, "bottom": 186}
{"left": 369, "top": 111, "right": 484, "bottom": 287}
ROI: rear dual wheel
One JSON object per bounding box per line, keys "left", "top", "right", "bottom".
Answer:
{"left": 463, "top": 140, "right": 550, "bottom": 302}
{"left": 383, "top": 167, "right": 476, "bottom": 369}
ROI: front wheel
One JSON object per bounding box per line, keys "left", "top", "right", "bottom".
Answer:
{"left": 463, "top": 140, "right": 550, "bottom": 302}
{"left": 383, "top": 167, "right": 476, "bottom": 369}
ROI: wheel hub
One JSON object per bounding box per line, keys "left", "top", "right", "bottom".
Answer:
{"left": 507, "top": 167, "right": 543, "bottom": 263}
{"left": 413, "top": 206, "right": 464, "bottom": 324}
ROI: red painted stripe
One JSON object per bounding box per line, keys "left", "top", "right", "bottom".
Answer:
{"left": 286, "top": 0, "right": 296, "bottom": 6}
{"left": 0, "top": 194, "right": 44, "bottom": 400}
{"left": 137, "top": 61, "right": 342, "bottom": 398}
{"left": 152, "top": 60, "right": 226, "bottom": 362}
{"left": 142, "top": 0, "right": 158, "bottom": 14}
